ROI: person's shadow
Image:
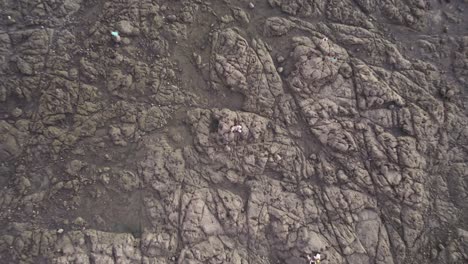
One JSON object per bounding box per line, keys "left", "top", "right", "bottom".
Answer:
{"left": 285, "top": 256, "right": 309, "bottom": 264}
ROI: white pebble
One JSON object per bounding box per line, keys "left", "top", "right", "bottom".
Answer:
{"left": 57, "top": 228, "right": 64, "bottom": 234}
{"left": 249, "top": 2, "right": 255, "bottom": 9}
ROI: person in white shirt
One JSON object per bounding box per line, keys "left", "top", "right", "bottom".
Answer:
{"left": 307, "top": 253, "right": 321, "bottom": 264}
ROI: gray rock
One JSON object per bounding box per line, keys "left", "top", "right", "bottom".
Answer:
{"left": 0, "top": 1, "right": 466, "bottom": 264}
{"left": 116, "top": 20, "right": 138, "bottom": 35}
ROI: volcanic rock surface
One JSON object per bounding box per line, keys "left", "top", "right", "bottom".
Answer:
{"left": 0, "top": 0, "right": 468, "bottom": 263}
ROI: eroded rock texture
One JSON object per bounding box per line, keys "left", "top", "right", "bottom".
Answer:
{"left": 0, "top": 0, "right": 467, "bottom": 263}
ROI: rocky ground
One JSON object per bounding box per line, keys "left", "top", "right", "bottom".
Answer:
{"left": 0, "top": 0, "right": 468, "bottom": 263}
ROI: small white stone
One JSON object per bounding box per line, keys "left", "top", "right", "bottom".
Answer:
{"left": 277, "top": 67, "right": 283, "bottom": 73}
{"left": 277, "top": 56, "right": 285, "bottom": 63}
{"left": 275, "top": 154, "right": 282, "bottom": 161}
{"left": 57, "top": 229, "right": 64, "bottom": 234}
{"left": 249, "top": 2, "right": 255, "bottom": 9}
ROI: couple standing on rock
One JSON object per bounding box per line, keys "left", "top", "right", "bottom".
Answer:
{"left": 307, "top": 253, "right": 321, "bottom": 264}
